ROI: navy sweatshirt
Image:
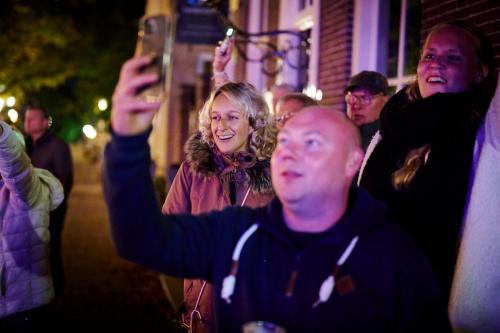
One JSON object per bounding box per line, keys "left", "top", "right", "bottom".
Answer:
{"left": 102, "top": 130, "right": 451, "bottom": 333}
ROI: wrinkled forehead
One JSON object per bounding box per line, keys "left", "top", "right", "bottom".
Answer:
{"left": 283, "top": 109, "right": 343, "bottom": 136}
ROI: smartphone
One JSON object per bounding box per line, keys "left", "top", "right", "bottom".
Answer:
{"left": 135, "top": 15, "right": 170, "bottom": 102}
{"left": 219, "top": 27, "right": 235, "bottom": 56}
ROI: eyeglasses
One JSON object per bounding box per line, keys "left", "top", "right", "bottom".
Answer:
{"left": 274, "top": 112, "right": 296, "bottom": 128}
{"left": 344, "top": 91, "right": 381, "bottom": 106}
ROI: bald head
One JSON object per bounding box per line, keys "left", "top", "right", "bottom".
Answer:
{"left": 285, "top": 106, "right": 362, "bottom": 151}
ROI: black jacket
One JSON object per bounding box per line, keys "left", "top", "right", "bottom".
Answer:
{"left": 26, "top": 131, "right": 73, "bottom": 197}
{"left": 103, "top": 130, "right": 450, "bottom": 332}
{"left": 360, "top": 84, "right": 493, "bottom": 295}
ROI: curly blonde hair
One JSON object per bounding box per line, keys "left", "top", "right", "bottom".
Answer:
{"left": 198, "top": 82, "right": 276, "bottom": 160}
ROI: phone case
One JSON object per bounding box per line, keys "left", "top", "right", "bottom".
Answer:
{"left": 135, "top": 15, "right": 170, "bottom": 102}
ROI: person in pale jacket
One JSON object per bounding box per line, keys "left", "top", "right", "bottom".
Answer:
{"left": 449, "top": 76, "right": 500, "bottom": 333}
{"left": 0, "top": 120, "right": 64, "bottom": 331}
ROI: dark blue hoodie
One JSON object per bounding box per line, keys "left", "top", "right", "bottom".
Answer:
{"left": 103, "top": 129, "right": 451, "bottom": 333}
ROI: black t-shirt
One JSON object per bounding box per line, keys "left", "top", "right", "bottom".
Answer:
{"left": 284, "top": 227, "right": 330, "bottom": 251}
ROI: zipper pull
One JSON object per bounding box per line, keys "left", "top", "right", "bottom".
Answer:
{"left": 284, "top": 253, "right": 301, "bottom": 297}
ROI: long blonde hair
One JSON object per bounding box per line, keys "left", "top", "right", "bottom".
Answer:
{"left": 198, "top": 82, "right": 276, "bottom": 160}
{"left": 392, "top": 20, "right": 496, "bottom": 190}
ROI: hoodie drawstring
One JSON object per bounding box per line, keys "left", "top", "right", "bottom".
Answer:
{"left": 312, "top": 236, "right": 359, "bottom": 308}
{"left": 221, "top": 223, "right": 259, "bottom": 304}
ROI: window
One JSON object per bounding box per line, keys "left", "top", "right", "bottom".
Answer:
{"left": 352, "top": 0, "right": 421, "bottom": 92}
{"left": 278, "top": 0, "right": 320, "bottom": 95}
{"left": 386, "top": 0, "right": 420, "bottom": 90}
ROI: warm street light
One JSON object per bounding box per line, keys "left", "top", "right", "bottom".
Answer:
{"left": 97, "top": 98, "right": 108, "bottom": 111}
{"left": 82, "top": 124, "right": 97, "bottom": 139}
{"left": 0, "top": 98, "right": 4, "bottom": 111}
{"left": 303, "top": 84, "right": 323, "bottom": 101}
{"left": 315, "top": 89, "right": 323, "bottom": 101}
{"left": 6, "top": 96, "right": 15, "bottom": 107}
{"left": 7, "top": 109, "right": 18, "bottom": 123}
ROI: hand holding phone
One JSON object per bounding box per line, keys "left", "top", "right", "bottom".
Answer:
{"left": 218, "top": 28, "right": 235, "bottom": 56}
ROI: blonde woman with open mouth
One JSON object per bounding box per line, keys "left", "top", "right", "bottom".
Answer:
{"left": 162, "top": 82, "right": 275, "bottom": 333}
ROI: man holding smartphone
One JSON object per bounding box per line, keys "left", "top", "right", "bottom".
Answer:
{"left": 102, "top": 56, "right": 451, "bottom": 333}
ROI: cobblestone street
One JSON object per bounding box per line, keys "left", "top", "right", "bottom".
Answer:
{"left": 58, "top": 143, "right": 179, "bottom": 332}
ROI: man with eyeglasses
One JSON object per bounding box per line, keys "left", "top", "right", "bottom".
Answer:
{"left": 344, "top": 71, "right": 390, "bottom": 150}
{"left": 274, "top": 92, "right": 318, "bottom": 129}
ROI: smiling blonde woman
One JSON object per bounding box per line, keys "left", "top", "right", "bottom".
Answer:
{"left": 161, "top": 82, "right": 275, "bottom": 333}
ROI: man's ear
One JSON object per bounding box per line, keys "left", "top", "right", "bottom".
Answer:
{"left": 345, "top": 148, "right": 364, "bottom": 178}
{"left": 42, "top": 118, "right": 50, "bottom": 130}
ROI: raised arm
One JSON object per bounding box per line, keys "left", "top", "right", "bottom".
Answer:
{"left": 110, "top": 56, "right": 162, "bottom": 136}
{"left": 212, "top": 38, "right": 234, "bottom": 87}
{"left": 0, "top": 121, "right": 63, "bottom": 209}
{"left": 103, "top": 57, "right": 218, "bottom": 279}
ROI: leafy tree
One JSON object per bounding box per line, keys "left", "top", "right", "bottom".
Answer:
{"left": 0, "top": 0, "right": 145, "bottom": 141}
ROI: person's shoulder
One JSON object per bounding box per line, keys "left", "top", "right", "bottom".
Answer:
{"left": 184, "top": 132, "right": 218, "bottom": 176}
{"left": 32, "top": 168, "right": 64, "bottom": 209}
{"left": 181, "top": 159, "right": 218, "bottom": 184}
{"left": 53, "top": 133, "right": 70, "bottom": 147}
{"left": 179, "top": 160, "right": 193, "bottom": 174}
{"left": 349, "top": 189, "right": 419, "bottom": 247}
{"left": 44, "top": 131, "right": 70, "bottom": 148}
{"left": 349, "top": 188, "right": 388, "bottom": 225}
{"left": 363, "top": 215, "right": 426, "bottom": 261}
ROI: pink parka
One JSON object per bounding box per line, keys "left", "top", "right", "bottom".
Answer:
{"left": 162, "top": 133, "right": 274, "bottom": 333}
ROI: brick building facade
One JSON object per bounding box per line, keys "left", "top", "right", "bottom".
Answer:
{"left": 149, "top": 0, "right": 500, "bottom": 178}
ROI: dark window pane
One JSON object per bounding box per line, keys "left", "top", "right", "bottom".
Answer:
{"left": 299, "top": 0, "right": 306, "bottom": 10}
{"left": 297, "top": 28, "right": 311, "bottom": 91}
{"left": 404, "top": 0, "right": 421, "bottom": 75}
{"left": 387, "top": 0, "right": 401, "bottom": 77}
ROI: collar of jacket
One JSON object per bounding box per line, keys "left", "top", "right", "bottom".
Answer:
{"left": 212, "top": 147, "right": 256, "bottom": 181}
{"left": 184, "top": 132, "right": 273, "bottom": 195}
{"left": 256, "top": 188, "right": 388, "bottom": 247}
{"left": 380, "top": 83, "right": 491, "bottom": 149}
{"left": 26, "top": 130, "right": 53, "bottom": 149}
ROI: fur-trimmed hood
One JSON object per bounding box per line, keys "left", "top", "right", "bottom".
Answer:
{"left": 184, "top": 132, "right": 273, "bottom": 195}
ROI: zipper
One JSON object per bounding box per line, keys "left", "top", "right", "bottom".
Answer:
{"left": 0, "top": 263, "right": 5, "bottom": 296}
{"left": 284, "top": 252, "right": 302, "bottom": 297}
{"left": 229, "top": 169, "right": 237, "bottom": 205}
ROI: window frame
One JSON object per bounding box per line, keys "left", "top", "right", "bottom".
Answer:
{"left": 352, "top": 0, "right": 418, "bottom": 91}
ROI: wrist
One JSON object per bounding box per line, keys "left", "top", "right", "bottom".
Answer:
{"left": 212, "top": 71, "right": 228, "bottom": 82}
{"left": 213, "top": 70, "right": 226, "bottom": 76}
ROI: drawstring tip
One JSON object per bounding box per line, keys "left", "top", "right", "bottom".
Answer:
{"left": 221, "top": 274, "right": 236, "bottom": 304}
{"left": 312, "top": 275, "right": 335, "bottom": 308}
